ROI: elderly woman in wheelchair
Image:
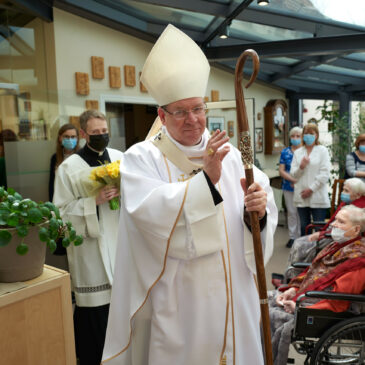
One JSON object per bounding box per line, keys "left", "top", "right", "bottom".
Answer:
{"left": 288, "top": 178, "right": 365, "bottom": 268}
{"left": 270, "top": 204, "right": 365, "bottom": 365}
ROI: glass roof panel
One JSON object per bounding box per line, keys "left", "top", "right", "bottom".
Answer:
{"left": 313, "top": 64, "right": 365, "bottom": 78}
{"left": 262, "top": 57, "right": 298, "bottom": 66}
{"left": 346, "top": 53, "right": 365, "bottom": 62}
{"left": 115, "top": 0, "right": 213, "bottom": 30}
{"left": 231, "top": 19, "right": 312, "bottom": 42}
{"left": 248, "top": 0, "right": 365, "bottom": 30}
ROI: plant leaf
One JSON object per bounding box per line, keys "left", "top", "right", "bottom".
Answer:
{"left": 47, "top": 239, "right": 57, "bottom": 253}
{"left": 16, "top": 242, "right": 28, "bottom": 255}
{"left": 0, "top": 230, "right": 12, "bottom": 247}
{"left": 7, "top": 213, "right": 19, "bottom": 227}
{"left": 74, "top": 235, "right": 83, "bottom": 246}
{"left": 69, "top": 227, "right": 76, "bottom": 241}
{"left": 38, "top": 227, "right": 49, "bottom": 242}
{"left": 16, "top": 225, "right": 28, "bottom": 238}
{"left": 28, "top": 208, "right": 43, "bottom": 224}
{"left": 62, "top": 237, "right": 70, "bottom": 248}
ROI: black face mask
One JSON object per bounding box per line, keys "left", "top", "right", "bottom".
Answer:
{"left": 88, "top": 133, "right": 109, "bottom": 151}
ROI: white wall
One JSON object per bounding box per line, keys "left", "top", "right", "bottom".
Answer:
{"left": 52, "top": 8, "right": 287, "bottom": 173}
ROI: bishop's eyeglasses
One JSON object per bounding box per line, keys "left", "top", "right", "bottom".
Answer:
{"left": 162, "top": 104, "right": 207, "bottom": 120}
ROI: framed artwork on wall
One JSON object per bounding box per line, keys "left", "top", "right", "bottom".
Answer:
{"left": 207, "top": 116, "right": 224, "bottom": 134}
{"left": 255, "top": 127, "right": 263, "bottom": 153}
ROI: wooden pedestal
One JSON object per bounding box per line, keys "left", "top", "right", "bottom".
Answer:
{"left": 0, "top": 265, "right": 76, "bottom": 365}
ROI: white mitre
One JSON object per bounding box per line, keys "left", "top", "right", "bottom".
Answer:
{"left": 141, "top": 24, "right": 210, "bottom": 106}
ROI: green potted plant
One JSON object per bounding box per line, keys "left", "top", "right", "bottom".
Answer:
{"left": 0, "top": 186, "right": 83, "bottom": 282}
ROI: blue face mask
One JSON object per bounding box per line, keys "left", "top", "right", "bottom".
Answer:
{"left": 359, "top": 145, "right": 365, "bottom": 153}
{"left": 303, "top": 134, "right": 316, "bottom": 146}
{"left": 340, "top": 192, "right": 352, "bottom": 204}
{"left": 62, "top": 138, "right": 77, "bottom": 150}
{"left": 290, "top": 138, "right": 301, "bottom": 146}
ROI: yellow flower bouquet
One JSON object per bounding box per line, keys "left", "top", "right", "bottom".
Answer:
{"left": 89, "top": 160, "right": 121, "bottom": 210}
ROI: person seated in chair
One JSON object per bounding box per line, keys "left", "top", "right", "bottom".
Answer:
{"left": 269, "top": 204, "right": 365, "bottom": 365}
{"left": 288, "top": 177, "right": 365, "bottom": 266}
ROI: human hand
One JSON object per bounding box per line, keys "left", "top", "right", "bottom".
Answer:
{"left": 96, "top": 185, "right": 119, "bottom": 206}
{"left": 301, "top": 188, "right": 313, "bottom": 199}
{"left": 241, "top": 179, "right": 267, "bottom": 219}
{"left": 283, "top": 300, "right": 295, "bottom": 314}
{"left": 300, "top": 156, "right": 310, "bottom": 169}
{"left": 309, "top": 232, "right": 320, "bottom": 242}
{"left": 203, "top": 130, "right": 230, "bottom": 185}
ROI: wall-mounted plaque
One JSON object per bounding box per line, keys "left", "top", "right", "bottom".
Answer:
{"left": 211, "top": 90, "right": 219, "bottom": 102}
{"left": 91, "top": 56, "right": 104, "bottom": 79}
{"left": 85, "top": 100, "right": 99, "bottom": 110}
{"left": 139, "top": 72, "right": 148, "bottom": 93}
{"left": 124, "top": 65, "right": 136, "bottom": 87}
{"left": 109, "top": 66, "right": 121, "bottom": 88}
{"left": 75, "top": 72, "right": 89, "bottom": 95}
{"left": 69, "top": 116, "right": 80, "bottom": 130}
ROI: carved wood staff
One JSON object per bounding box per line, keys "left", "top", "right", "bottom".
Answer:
{"left": 235, "top": 49, "right": 273, "bottom": 365}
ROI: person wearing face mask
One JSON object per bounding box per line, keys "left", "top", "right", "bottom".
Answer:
{"left": 53, "top": 110, "right": 123, "bottom": 365}
{"left": 279, "top": 126, "right": 302, "bottom": 248}
{"left": 270, "top": 204, "right": 365, "bottom": 365}
{"left": 49, "top": 124, "right": 80, "bottom": 201}
{"left": 345, "top": 133, "right": 365, "bottom": 182}
{"left": 290, "top": 123, "right": 331, "bottom": 236}
{"left": 286, "top": 177, "right": 365, "bottom": 270}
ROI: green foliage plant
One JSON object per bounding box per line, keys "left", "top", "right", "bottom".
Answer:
{"left": 317, "top": 101, "right": 365, "bottom": 183}
{"left": 0, "top": 186, "right": 83, "bottom": 255}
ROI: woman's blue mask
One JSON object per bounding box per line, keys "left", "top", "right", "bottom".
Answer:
{"left": 303, "top": 134, "right": 316, "bottom": 146}
{"left": 290, "top": 138, "right": 301, "bottom": 146}
{"left": 62, "top": 138, "right": 77, "bottom": 150}
{"left": 340, "top": 192, "right": 351, "bottom": 204}
{"left": 359, "top": 145, "right": 365, "bottom": 153}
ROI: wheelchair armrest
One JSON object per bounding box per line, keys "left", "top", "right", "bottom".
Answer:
{"left": 312, "top": 221, "right": 326, "bottom": 226}
{"left": 305, "top": 291, "right": 365, "bottom": 303}
{"left": 292, "top": 262, "right": 311, "bottom": 269}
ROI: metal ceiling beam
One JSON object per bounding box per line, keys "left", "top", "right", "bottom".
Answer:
{"left": 205, "top": 33, "right": 365, "bottom": 61}
{"left": 200, "top": 0, "right": 254, "bottom": 49}
{"left": 269, "top": 55, "right": 343, "bottom": 82}
{"left": 132, "top": 0, "right": 365, "bottom": 36}
{"left": 298, "top": 69, "right": 365, "bottom": 86}
{"left": 330, "top": 57, "right": 365, "bottom": 70}
{"left": 9, "top": 0, "right": 53, "bottom": 21}
{"left": 275, "top": 78, "right": 338, "bottom": 92}
{"left": 343, "top": 83, "right": 365, "bottom": 92}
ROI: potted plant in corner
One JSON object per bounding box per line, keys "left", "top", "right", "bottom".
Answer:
{"left": 0, "top": 186, "right": 83, "bottom": 283}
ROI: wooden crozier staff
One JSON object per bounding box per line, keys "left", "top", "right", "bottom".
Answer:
{"left": 235, "top": 49, "right": 273, "bottom": 365}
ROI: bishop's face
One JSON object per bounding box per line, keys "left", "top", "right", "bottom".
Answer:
{"left": 158, "top": 97, "right": 207, "bottom": 146}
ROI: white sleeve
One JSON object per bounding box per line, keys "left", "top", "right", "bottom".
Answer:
{"left": 53, "top": 162, "right": 100, "bottom": 238}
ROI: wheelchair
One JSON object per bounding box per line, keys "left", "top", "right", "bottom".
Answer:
{"left": 290, "top": 290, "right": 365, "bottom": 364}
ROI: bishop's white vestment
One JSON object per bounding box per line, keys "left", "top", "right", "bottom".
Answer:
{"left": 102, "top": 129, "right": 277, "bottom": 365}
{"left": 53, "top": 148, "right": 123, "bottom": 307}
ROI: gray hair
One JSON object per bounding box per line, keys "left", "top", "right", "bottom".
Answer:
{"left": 344, "top": 178, "right": 365, "bottom": 196}
{"left": 289, "top": 126, "right": 302, "bottom": 137}
{"left": 340, "top": 205, "right": 365, "bottom": 232}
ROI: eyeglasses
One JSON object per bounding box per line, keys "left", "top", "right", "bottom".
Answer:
{"left": 162, "top": 104, "right": 207, "bottom": 120}
{"left": 63, "top": 136, "right": 77, "bottom": 139}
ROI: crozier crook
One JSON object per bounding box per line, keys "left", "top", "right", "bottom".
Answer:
{"left": 234, "top": 49, "right": 273, "bottom": 365}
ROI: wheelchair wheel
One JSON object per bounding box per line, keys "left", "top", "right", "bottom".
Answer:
{"left": 310, "top": 315, "right": 365, "bottom": 364}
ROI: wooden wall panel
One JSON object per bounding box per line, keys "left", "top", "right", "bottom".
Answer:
{"left": 85, "top": 100, "right": 99, "bottom": 110}
{"left": 124, "top": 65, "right": 136, "bottom": 87}
{"left": 109, "top": 66, "right": 121, "bottom": 88}
{"left": 75, "top": 72, "right": 89, "bottom": 95}
{"left": 91, "top": 56, "right": 104, "bottom": 79}
{"left": 139, "top": 72, "right": 148, "bottom": 93}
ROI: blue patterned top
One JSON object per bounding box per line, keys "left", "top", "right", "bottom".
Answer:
{"left": 279, "top": 147, "right": 294, "bottom": 192}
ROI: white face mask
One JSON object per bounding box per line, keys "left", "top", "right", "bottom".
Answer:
{"left": 330, "top": 227, "right": 352, "bottom": 243}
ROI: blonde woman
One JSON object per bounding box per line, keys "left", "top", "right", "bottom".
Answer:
{"left": 290, "top": 123, "right": 330, "bottom": 236}
{"left": 279, "top": 126, "right": 302, "bottom": 247}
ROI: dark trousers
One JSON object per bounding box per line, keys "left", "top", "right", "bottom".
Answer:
{"left": 297, "top": 207, "right": 327, "bottom": 236}
{"left": 74, "top": 304, "right": 110, "bottom": 365}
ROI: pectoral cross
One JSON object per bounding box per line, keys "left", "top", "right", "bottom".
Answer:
{"left": 177, "top": 174, "right": 189, "bottom": 182}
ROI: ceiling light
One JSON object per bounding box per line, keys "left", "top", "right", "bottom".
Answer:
{"left": 219, "top": 25, "right": 230, "bottom": 39}
{"left": 257, "top": 0, "right": 269, "bottom": 5}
